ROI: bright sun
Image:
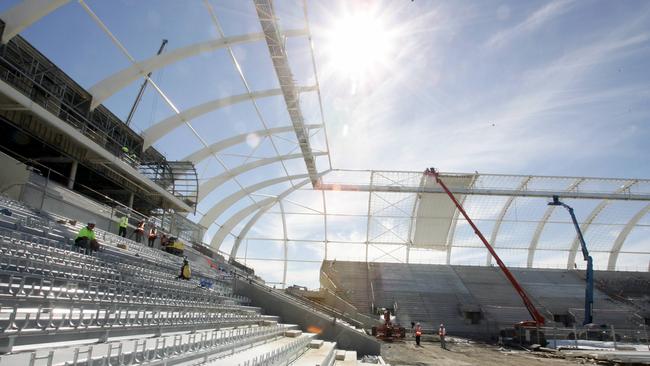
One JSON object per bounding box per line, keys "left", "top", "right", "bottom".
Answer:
{"left": 323, "top": 11, "right": 394, "bottom": 85}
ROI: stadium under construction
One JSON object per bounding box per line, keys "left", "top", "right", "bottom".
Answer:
{"left": 0, "top": 1, "right": 649, "bottom": 365}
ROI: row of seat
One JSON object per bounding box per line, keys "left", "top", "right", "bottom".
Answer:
{"left": 0, "top": 195, "right": 239, "bottom": 301}
{"left": 0, "top": 323, "right": 293, "bottom": 365}
{"left": 0, "top": 240, "right": 239, "bottom": 309}
{"left": 324, "top": 260, "right": 647, "bottom": 338}
{"left": 0, "top": 195, "right": 267, "bottom": 357}
{"left": 0, "top": 222, "right": 244, "bottom": 302}
{"left": 0, "top": 194, "right": 366, "bottom": 365}
{"left": 205, "top": 331, "right": 314, "bottom": 366}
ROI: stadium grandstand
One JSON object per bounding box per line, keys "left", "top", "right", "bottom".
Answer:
{"left": 0, "top": 0, "right": 649, "bottom": 365}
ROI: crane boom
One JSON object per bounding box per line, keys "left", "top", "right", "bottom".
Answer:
{"left": 425, "top": 168, "right": 545, "bottom": 325}
{"left": 548, "top": 195, "right": 593, "bottom": 325}
{"left": 125, "top": 39, "right": 168, "bottom": 126}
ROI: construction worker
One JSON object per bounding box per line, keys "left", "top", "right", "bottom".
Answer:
{"left": 118, "top": 215, "right": 128, "bottom": 237}
{"left": 415, "top": 322, "right": 422, "bottom": 346}
{"left": 438, "top": 323, "right": 447, "bottom": 350}
{"left": 147, "top": 226, "right": 157, "bottom": 248}
{"left": 178, "top": 258, "right": 191, "bottom": 280}
{"left": 75, "top": 222, "right": 98, "bottom": 255}
{"left": 132, "top": 220, "right": 145, "bottom": 243}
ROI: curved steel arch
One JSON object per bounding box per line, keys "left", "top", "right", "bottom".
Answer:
{"left": 143, "top": 85, "right": 317, "bottom": 148}
{"left": 182, "top": 124, "right": 321, "bottom": 164}
{"left": 227, "top": 173, "right": 327, "bottom": 256}
{"left": 526, "top": 178, "right": 584, "bottom": 267}
{"left": 0, "top": 0, "right": 70, "bottom": 44}
{"left": 198, "top": 174, "right": 308, "bottom": 227}
{"left": 566, "top": 180, "right": 637, "bottom": 269}
{"left": 210, "top": 176, "right": 317, "bottom": 250}
{"left": 211, "top": 196, "right": 276, "bottom": 249}
{"left": 88, "top": 29, "right": 308, "bottom": 109}
{"left": 485, "top": 176, "right": 532, "bottom": 266}
{"left": 278, "top": 201, "right": 289, "bottom": 287}
{"left": 607, "top": 203, "right": 650, "bottom": 270}
{"left": 197, "top": 152, "right": 326, "bottom": 202}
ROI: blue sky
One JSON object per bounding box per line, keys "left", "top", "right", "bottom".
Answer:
{"left": 2, "top": 0, "right": 649, "bottom": 287}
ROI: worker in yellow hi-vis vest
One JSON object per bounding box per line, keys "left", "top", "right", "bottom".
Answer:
{"left": 118, "top": 215, "right": 128, "bottom": 237}
{"left": 178, "top": 258, "right": 191, "bottom": 280}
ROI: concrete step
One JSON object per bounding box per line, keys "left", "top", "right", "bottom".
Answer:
{"left": 335, "top": 350, "right": 347, "bottom": 360}
{"left": 285, "top": 329, "right": 303, "bottom": 338}
{"left": 309, "top": 339, "right": 324, "bottom": 348}
{"left": 292, "top": 341, "right": 336, "bottom": 366}
{"left": 334, "top": 350, "right": 358, "bottom": 365}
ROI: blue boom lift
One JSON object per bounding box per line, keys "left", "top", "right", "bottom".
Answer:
{"left": 548, "top": 195, "right": 594, "bottom": 325}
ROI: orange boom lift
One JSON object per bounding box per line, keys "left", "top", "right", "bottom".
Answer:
{"left": 424, "top": 168, "right": 545, "bottom": 328}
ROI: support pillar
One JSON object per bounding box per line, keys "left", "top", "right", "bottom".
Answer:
{"left": 127, "top": 192, "right": 134, "bottom": 209}
{"left": 67, "top": 160, "right": 78, "bottom": 190}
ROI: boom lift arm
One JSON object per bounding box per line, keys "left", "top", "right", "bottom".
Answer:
{"left": 548, "top": 195, "right": 593, "bottom": 325}
{"left": 424, "top": 168, "right": 545, "bottom": 325}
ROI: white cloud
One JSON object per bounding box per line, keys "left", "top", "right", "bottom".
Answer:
{"left": 486, "top": 0, "right": 577, "bottom": 49}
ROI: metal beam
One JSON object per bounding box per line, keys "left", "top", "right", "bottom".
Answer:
{"left": 566, "top": 180, "right": 637, "bottom": 269}
{"left": 142, "top": 86, "right": 316, "bottom": 148}
{"left": 197, "top": 152, "right": 326, "bottom": 202}
{"left": 198, "top": 174, "right": 307, "bottom": 227}
{"left": 88, "top": 29, "right": 307, "bottom": 109}
{"left": 182, "top": 125, "right": 321, "bottom": 164}
{"left": 279, "top": 200, "right": 288, "bottom": 288}
{"left": 315, "top": 183, "right": 650, "bottom": 201}
{"left": 607, "top": 203, "right": 650, "bottom": 270}
{"left": 0, "top": 0, "right": 70, "bottom": 44}
{"left": 527, "top": 178, "right": 584, "bottom": 267}
{"left": 254, "top": 0, "right": 322, "bottom": 186}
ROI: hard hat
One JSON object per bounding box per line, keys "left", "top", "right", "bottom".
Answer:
{"left": 88, "top": 221, "right": 96, "bottom": 225}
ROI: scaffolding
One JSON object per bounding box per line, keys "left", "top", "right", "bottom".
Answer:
{"left": 0, "top": 19, "right": 198, "bottom": 212}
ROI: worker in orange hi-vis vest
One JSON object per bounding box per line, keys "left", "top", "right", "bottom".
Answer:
{"left": 438, "top": 323, "right": 447, "bottom": 349}
{"left": 147, "top": 226, "right": 157, "bottom": 248}
{"left": 133, "top": 220, "right": 145, "bottom": 243}
{"left": 414, "top": 323, "right": 422, "bottom": 346}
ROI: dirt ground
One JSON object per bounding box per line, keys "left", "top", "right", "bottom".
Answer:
{"left": 380, "top": 337, "right": 594, "bottom": 366}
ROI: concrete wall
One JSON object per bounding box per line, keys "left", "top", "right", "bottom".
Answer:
{"left": 317, "top": 289, "right": 380, "bottom": 329}
{"left": 22, "top": 175, "right": 112, "bottom": 230}
{"left": 0, "top": 151, "right": 29, "bottom": 200}
{"left": 233, "top": 278, "right": 381, "bottom": 357}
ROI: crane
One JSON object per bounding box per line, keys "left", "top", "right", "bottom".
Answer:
{"left": 424, "top": 168, "right": 546, "bottom": 326}
{"left": 125, "top": 39, "right": 168, "bottom": 126}
{"left": 547, "top": 195, "right": 593, "bottom": 325}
